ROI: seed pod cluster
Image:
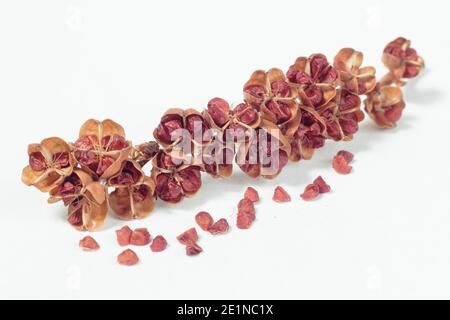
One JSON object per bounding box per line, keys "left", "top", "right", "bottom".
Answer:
{"left": 21, "top": 37, "right": 424, "bottom": 230}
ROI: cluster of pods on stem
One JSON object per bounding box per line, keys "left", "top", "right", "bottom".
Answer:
{"left": 21, "top": 37, "right": 424, "bottom": 231}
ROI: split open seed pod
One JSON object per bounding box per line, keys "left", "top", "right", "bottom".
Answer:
{"left": 107, "top": 160, "right": 156, "bottom": 218}
{"left": 236, "top": 120, "right": 290, "bottom": 179}
{"left": 49, "top": 169, "right": 108, "bottom": 231}
{"left": 289, "top": 108, "right": 327, "bottom": 162}
{"left": 243, "top": 68, "right": 298, "bottom": 130}
{"left": 334, "top": 48, "right": 377, "bottom": 95}
{"left": 200, "top": 139, "right": 234, "bottom": 178}
{"left": 382, "top": 37, "right": 425, "bottom": 83}
{"left": 151, "top": 151, "right": 202, "bottom": 203}
{"left": 286, "top": 54, "right": 338, "bottom": 108}
{"left": 364, "top": 84, "right": 405, "bottom": 129}
{"left": 73, "top": 119, "right": 132, "bottom": 180}
{"left": 318, "top": 89, "right": 364, "bottom": 141}
{"left": 22, "top": 137, "right": 76, "bottom": 192}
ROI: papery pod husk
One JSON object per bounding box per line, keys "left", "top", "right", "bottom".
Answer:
{"left": 236, "top": 120, "right": 291, "bottom": 179}
{"left": 67, "top": 181, "right": 108, "bottom": 231}
{"left": 76, "top": 119, "right": 132, "bottom": 180}
{"left": 109, "top": 176, "right": 156, "bottom": 220}
{"left": 22, "top": 137, "right": 76, "bottom": 193}
{"left": 153, "top": 108, "right": 186, "bottom": 150}
{"left": 48, "top": 169, "right": 92, "bottom": 204}
{"left": 106, "top": 159, "right": 145, "bottom": 189}
{"left": 279, "top": 106, "right": 301, "bottom": 139}
{"left": 184, "top": 108, "right": 213, "bottom": 147}
{"left": 364, "top": 85, "right": 405, "bottom": 129}
{"left": 318, "top": 89, "right": 364, "bottom": 141}
{"left": 132, "top": 141, "right": 160, "bottom": 167}
{"left": 334, "top": 48, "right": 377, "bottom": 95}
{"left": 243, "top": 70, "right": 267, "bottom": 108}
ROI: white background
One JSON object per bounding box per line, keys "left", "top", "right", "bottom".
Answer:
{"left": 0, "top": 0, "right": 449, "bottom": 299}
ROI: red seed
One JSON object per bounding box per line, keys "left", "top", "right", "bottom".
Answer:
{"left": 186, "top": 244, "right": 203, "bottom": 256}
{"left": 337, "top": 150, "right": 354, "bottom": 163}
{"left": 273, "top": 186, "right": 291, "bottom": 202}
{"left": 195, "top": 211, "right": 214, "bottom": 231}
{"left": 313, "top": 176, "right": 331, "bottom": 193}
{"left": 236, "top": 212, "right": 255, "bottom": 229}
{"left": 130, "top": 228, "right": 152, "bottom": 246}
{"left": 237, "top": 198, "right": 255, "bottom": 215}
{"left": 244, "top": 187, "right": 259, "bottom": 202}
{"left": 116, "top": 226, "right": 132, "bottom": 246}
{"left": 150, "top": 235, "right": 168, "bottom": 252}
{"left": 208, "top": 218, "right": 230, "bottom": 235}
{"left": 177, "top": 227, "right": 199, "bottom": 246}
{"left": 333, "top": 155, "right": 353, "bottom": 174}
{"left": 79, "top": 236, "right": 100, "bottom": 251}
{"left": 301, "top": 184, "right": 320, "bottom": 201}
{"left": 117, "top": 249, "right": 139, "bottom": 266}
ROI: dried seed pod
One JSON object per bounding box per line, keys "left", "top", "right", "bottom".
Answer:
{"left": 151, "top": 151, "right": 202, "bottom": 204}
{"left": 243, "top": 69, "right": 299, "bottom": 135}
{"left": 108, "top": 160, "right": 156, "bottom": 220}
{"left": 381, "top": 37, "right": 424, "bottom": 85}
{"left": 72, "top": 119, "right": 132, "bottom": 180}
{"left": 318, "top": 89, "right": 364, "bottom": 141}
{"left": 154, "top": 108, "right": 212, "bottom": 150}
{"left": 22, "top": 137, "right": 76, "bottom": 193}
{"left": 287, "top": 54, "right": 338, "bottom": 108}
{"left": 364, "top": 84, "right": 405, "bottom": 129}
{"left": 201, "top": 139, "right": 234, "bottom": 178}
{"left": 132, "top": 141, "right": 160, "bottom": 167}
{"left": 334, "top": 48, "right": 377, "bottom": 95}
{"left": 204, "top": 97, "right": 232, "bottom": 130}
{"left": 49, "top": 169, "right": 108, "bottom": 231}
{"left": 289, "top": 110, "right": 327, "bottom": 162}
{"left": 236, "top": 120, "right": 290, "bottom": 179}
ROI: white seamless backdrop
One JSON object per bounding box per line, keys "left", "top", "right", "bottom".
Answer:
{"left": 0, "top": 0, "right": 449, "bottom": 299}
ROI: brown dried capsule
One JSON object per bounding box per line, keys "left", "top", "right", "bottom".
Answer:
{"left": 364, "top": 84, "right": 405, "bottom": 129}
{"left": 48, "top": 170, "right": 108, "bottom": 231}
{"left": 108, "top": 160, "right": 156, "bottom": 220}
{"left": 152, "top": 151, "right": 202, "bottom": 203}
{"left": 150, "top": 235, "right": 168, "bottom": 252}
{"left": 22, "top": 137, "right": 76, "bottom": 192}
{"left": 79, "top": 236, "right": 100, "bottom": 251}
{"left": 243, "top": 69, "right": 299, "bottom": 134}
{"left": 381, "top": 37, "right": 424, "bottom": 85}
{"left": 273, "top": 186, "right": 291, "bottom": 202}
{"left": 244, "top": 187, "right": 259, "bottom": 203}
{"left": 117, "top": 249, "right": 139, "bottom": 266}
{"left": 195, "top": 211, "right": 214, "bottom": 231}
{"left": 334, "top": 48, "right": 377, "bottom": 95}
{"left": 287, "top": 54, "right": 338, "bottom": 108}
{"left": 318, "top": 89, "right": 364, "bottom": 141}
{"left": 72, "top": 119, "right": 132, "bottom": 179}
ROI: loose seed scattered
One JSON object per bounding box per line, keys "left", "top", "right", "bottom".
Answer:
{"left": 301, "top": 184, "right": 320, "bottom": 201}
{"left": 195, "top": 211, "right": 214, "bottom": 231}
{"left": 79, "top": 236, "right": 100, "bottom": 251}
{"left": 273, "top": 186, "right": 291, "bottom": 202}
{"left": 244, "top": 187, "right": 260, "bottom": 202}
{"left": 117, "top": 249, "right": 139, "bottom": 266}
{"left": 116, "top": 226, "right": 132, "bottom": 246}
{"left": 130, "top": 228, "right": 151, "bottom": 246}
{"left": 208, "top": 218, "right": 230, "bottom": 235}
{"left": 313, "top": 176, "right": 331, "bottom": 193}
{"left": 150, "top": 235, "right": 168, "bottom": 252}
